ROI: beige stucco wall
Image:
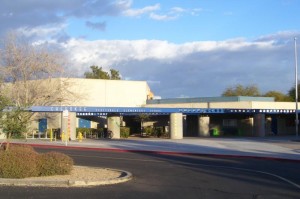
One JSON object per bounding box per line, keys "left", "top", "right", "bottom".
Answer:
{"left": 209, "top": 101, "right": 253, "bottom": 109}
{"left": 145, "top": 103, "right": 208, "bottom": 108}
{"left": 35, "top": 78, "right": 151, "bottom": 130}
{"left": 60, "top": 78, "right": 151, "bottom": 107}
{"left": 145, "top": 101, "right": 298, "bottom": 110}
{"left": 251, "top": 101, "right": 297, "bottom": 109}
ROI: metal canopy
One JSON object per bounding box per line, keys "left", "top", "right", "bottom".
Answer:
{"left": 30, "top": 106, "right": 297, "bottom": 115}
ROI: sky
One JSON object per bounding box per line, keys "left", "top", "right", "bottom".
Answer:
{"left": 1, "top": 0, "right": 300, "bottom": 98}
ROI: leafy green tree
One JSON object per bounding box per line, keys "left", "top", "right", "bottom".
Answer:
{"left": 0, "top": 95, "right": 8, "bottom": 112}
{"left": 110, "top": 69, "right": 121, "bottom": 80}
{"left": 84, "top": 66, "right": 110, "bottom": 79}
{"left": 84, "top": 66, "right": 121, "bottom": 80}
{"left": 0, "top": 95, "right": 30, "bottom": 149}
{"left": 134, "top": 114, "right": 151, "bottom": 135}
{"left": 1, "top": 107, "right": 30, "bottom": 138}
{"left": 263, "top": 91, "right": 292, "bottom": 102}
{"left": 288, "top": 83, "right": 300, "bottom": 102}
{"left": 222, "top": 84, "right": 260, "bottom": 97}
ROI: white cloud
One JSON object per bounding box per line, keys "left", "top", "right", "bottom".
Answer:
{"left": 170, "top": 7, "right": 186, "bottom": 13}
{"left": 17, "top": 24, "right": 67, "bottom": 39}
{"left": 149, "top": 6, "right": 203, "bottom": 21}
{"left": 149, "top": 13, "right": 178, "bottom": 21}
{"left": 123, "top": 3, "right": 160, "bottom": 17}
{"left": 60, "top": 36, "right": 286, "bottom": 69}
{"left": 55, "top": 32, "right": 299, "bottom": 98}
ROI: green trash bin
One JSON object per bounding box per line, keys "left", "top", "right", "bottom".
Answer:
{"left": 212, "top": 128, "right": 219, "bottom": 136}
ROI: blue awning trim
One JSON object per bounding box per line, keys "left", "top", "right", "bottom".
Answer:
{"left": 30, "top": 106, "right": 298, "bottom": 115}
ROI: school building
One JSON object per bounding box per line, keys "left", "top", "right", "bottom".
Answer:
{"left": 1, "top": 78, "right": 298, "bottom": 140}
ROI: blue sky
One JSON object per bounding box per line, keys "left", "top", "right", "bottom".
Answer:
{"left": 65, "top": 0, "right": 300, "bottom": 42}
{"left": 1, "top": 0, "right": 300, "bottom": 98}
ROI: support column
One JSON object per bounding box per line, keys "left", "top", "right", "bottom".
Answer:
{"left": 61, "top": 112, "right": 67, "bottom": 140}
{"left": 61, "top": 111, "right": 76, "bottom": 141}
{"left": 170, "top": 113, "right": 183, "bottom": 139}
{"left": 198, "top": 116, "right": 210, "bottom": 137}
{"left": 254, "top": 113, "right": 265, "bottom": 137}
{"left": 69, "top": 112, "right": 76, "bottom": 140}
{"left": 107, "top": 114, "right": 120, "bottom": 139}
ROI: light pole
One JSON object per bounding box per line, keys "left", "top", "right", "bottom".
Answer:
{"left": 295, "top": 37, "right": 299, "bottom": 137}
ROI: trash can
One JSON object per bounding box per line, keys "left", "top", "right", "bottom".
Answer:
{"left": 212, "top": 128, "right": 219, "bottom": 136}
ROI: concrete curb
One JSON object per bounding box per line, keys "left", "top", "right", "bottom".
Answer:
{"left": 0, "top": 167, "right": 133, "bottom": 187}
{"left": 68, "top": 168, "right": 133, "bottom": 187}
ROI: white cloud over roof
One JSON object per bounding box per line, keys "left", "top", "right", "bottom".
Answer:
{"left": 55, "top": 32, "right": 298, "bottom": 97}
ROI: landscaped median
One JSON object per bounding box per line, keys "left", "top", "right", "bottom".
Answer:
{"left": 0, "top": 144, "right": 132, "bottom": 187}
{"left": 0, "top": 166, "right": 133, "bottom": 187}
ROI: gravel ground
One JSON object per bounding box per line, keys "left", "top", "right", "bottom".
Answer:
{"left": 25, "top": 166, "right": 122, "bottom": 182}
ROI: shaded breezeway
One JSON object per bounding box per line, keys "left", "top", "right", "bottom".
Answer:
{"left": 30, "top": 106, "right": 299, "bottom": 139}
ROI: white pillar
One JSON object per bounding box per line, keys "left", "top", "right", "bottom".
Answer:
{"left": 254, "top": 113, "right": 265, "bottom": 137}
{"left": 107, "top": 114, "right": 120, "bottom": 139}
{"left": 198, "top": 116, "right": 210, "bottom": 137}
{"left": 61, "top": 112, "right": 67, "bottom": 140}
{"left": 170, "top": 113, "right": 183, "bottom": 139}
{"left": 69, "top": 112, "right": 76, "bottom": 140}
{"left": 61, "top": 112, "right": 76, "bottom": 141}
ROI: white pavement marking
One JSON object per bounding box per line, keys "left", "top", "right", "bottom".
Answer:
{"left": 178, "top": 162, "right": 300, "bottom": 190}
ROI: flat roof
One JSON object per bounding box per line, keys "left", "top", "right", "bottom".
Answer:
{"left": 147, "top": 96, "right": 275, "bottom": 104}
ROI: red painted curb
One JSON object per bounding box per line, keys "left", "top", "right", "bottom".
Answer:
{"left": 9, "top": 142, "right": 300, "bottom": 163}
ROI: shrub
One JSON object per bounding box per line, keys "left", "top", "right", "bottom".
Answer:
{"left": 0, "top": 144, "right": 74, "bottom": 178}
{"left": 38, "top": 152, "right": 74, "bottom": 176}
{"left": 0, "top": 145, "right": 39, "bottom": 178}
{"left": 144, "top": 126, "right": 154, "bottom": 136}
{"left": 120, "top": 127, "right": 130, "bottom": 138}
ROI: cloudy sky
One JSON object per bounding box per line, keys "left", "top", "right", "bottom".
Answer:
{"left": 1, "top": 0, "right": 300, "bottom": 98}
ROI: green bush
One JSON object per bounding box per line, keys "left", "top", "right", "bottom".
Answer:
{"left": 120, "top": 127, "right": 130, "bottom": 138}
{"left": 144, "top": 126, "right": 154, "bottom": 136}
{"left": 38, "top": 152, "right": 74, "bottom": 176}
{"left": 0, "top": 144, "right": 74, "bottom": 179}
{"left": 0, "top": 145, "right": 39, "bottom": 178}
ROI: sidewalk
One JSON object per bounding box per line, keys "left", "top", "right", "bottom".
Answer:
{"left": 5, "top": 136, "right": 300, "bottom": 161}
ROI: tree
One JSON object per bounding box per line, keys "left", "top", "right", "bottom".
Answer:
{"left": 110, "top": 69, "right": 121, "bottom": 80}
{"left": 0, "top": 32, "right": 78, "bottom": 144}
{"left": 0, "top": 95, "right": 9, "bottom": 114}
{"left": 222, "top": 84, "right": 260, "bottom": 97}
{"left": 0, "top": 94, "right": 29, "bottom": 149}
{"left": 288, "top": 83, "right": 300, "bottom": 102}
{"left": 84, "top": 66, "right": 110, "bottom": 79}
{"left": 134, "top": 114, "right": 151, "bottom": 135}
{"left": 263, "top": 91, "right": 292, "bottom": 102}
{"left": 84, "top": 65, "right": 121, "bottom": 80}
{"left": 0, "top": 32, "right": 69, "bottom": 107}
{"left": 1, "top": 107, "right": 30, "bottom": 139}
